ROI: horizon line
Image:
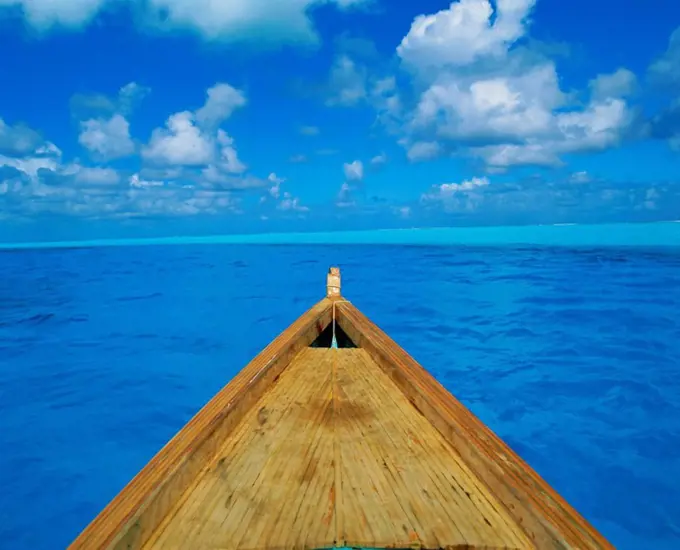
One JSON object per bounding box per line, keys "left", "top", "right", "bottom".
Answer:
{"left": 2, "top": 221, "right": 680, "bottom": 250}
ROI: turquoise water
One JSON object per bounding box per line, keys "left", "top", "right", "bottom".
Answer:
{"left": 2, "top": 221, "right": 680, "bottom": 249}
{"left": 0, "top": 241, "right": 679, "bottom": 548}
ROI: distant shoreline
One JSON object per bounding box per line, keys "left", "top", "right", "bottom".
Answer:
{"left": 2, "top": 222, "right": 679, "bottom": 250}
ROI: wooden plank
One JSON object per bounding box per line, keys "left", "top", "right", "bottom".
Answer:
{"left": 336, "top": 348, "right": 532, "bottom": 550}
{"left": 66, "top": 264, "right": 612, "bottom": 550}
{"left": 143, "top": 346, "right": 532, "bottom": 550}
{"left": 68, "top": 299, "right": 333, "bottom": 550}
{"left": 335, "top": 299, "right": 614, "bottom": 550}
{"left": 144, "top": 348, "right": 337, "bottom": 550}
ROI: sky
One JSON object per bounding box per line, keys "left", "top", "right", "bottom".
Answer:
{"left": 1, "top": 0, "right": 679, "bottom": 241}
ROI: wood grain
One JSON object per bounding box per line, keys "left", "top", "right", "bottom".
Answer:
{"left": 142, "top": 347, "right": 533, "bottom": 550}
{"left": 68, "top": 286, "right": 613, "bottom": 550}
{"left": 335, "top": 348, "right": 532, "bottom": 550}
{"left": 335, "top": 299, "right": 613, "bottom": 550}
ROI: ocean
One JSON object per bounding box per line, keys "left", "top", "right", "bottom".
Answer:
{"left": 1, "top": 238, "right": 679, "bottom": 549}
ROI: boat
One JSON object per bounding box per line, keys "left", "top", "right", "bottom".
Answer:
{"left": 69, "top": 267, "right": 613, "bottom": 549}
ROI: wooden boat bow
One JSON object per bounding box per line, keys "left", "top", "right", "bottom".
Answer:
{"left": 69, "top": 267, "right": 613, "bottom": 550}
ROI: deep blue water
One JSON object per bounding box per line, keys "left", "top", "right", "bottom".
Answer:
{"left": 1, "top": 244, "right": 679, "bottom": 549}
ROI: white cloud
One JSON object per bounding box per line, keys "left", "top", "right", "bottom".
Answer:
{"left": 0, "top": 140, "right": 62, "bottom": 178}
{"left": 118, "top": 82, "right": 151, "bottom": 114}
{"left": 0, "top": 154, "right": 244, "bottom": 218}
{"left": 336, "top": 182, "right": 356, "bottom": 208}
{"left": 0, "top": 118, "right": 44, "bottom": 155}
{"left": 71, "top": 81, "right": 150, "bottom": 119}
{"left": 0, "top": 0, "right": 371, "bottom": 43}
{"left": 215, "top": 130, "right": 246, "bottom": 174}
{"left": 570, "top": 171, "right": 591, "bottom": 184}
{"left": 470, "top": 97, "right": 632, "bottom": 168}
{"left": 0, "top": 106, "right": 264, "bottom": 219}
{"left": 649, "top": 26, "right": 680, "bottom": 87}
{"left": 143, "top": 111, "right": 214, "bottom": 166}
{"left": 142, "top": 82, "right": 248, "bottom": 177}
{"left": 343, "top": 159, "right": 364, "bottom": 181}
{"left": 474, "top": 143, "right": 561, "bottom": 168}
{"left": 421, "top": 176, "right": 490, "bottom": 212}
{"left": 79, "top": 114, "right": 135, "bottom": 160}
{"left": 266, "top": 172, "right": 284, "bottom": 199}
{"left": 394, "top": 205, "right": 411, "bottom": 218}
{"left": 427, "top": 176, "right": 490, "bottom": 196}
{"left": 326, "top": 55, "right": 367, "bottom": 106}
{"left": 407, "top": 141, "right": 441, "bottom": 162}
{"left": 370, "top": 152, "right": 387, "bottom": 166}
{"left": 195, "top": 83, "right": 247, "bottom": 128}
{"left": 259, "top": 173, "right": 307, "bottom": 213}
{"left": 397, "top": 0, "right": 536, "bottom": 71}
{"left": 129, "top": 173, "right": 164, "bottom": 188}
{"left": 556, "top": 98, "right": 631, "bottom": 152}
{"left": 278, "top": 191, "right": 309, "bottom": 212}
{"left": 412, "top": 63, "right": 564, "bottom": 142}
{"left": 0, "top": 153, "right": 59, "bottom": 179}
{"left": 589, "top": 68, "right": 637, "bottom": 100}
{"left": 300, "top": 126, "right": 320, "bottom": 136}
{"left": 71, "top": 165, "right": 121, "bottom": 186}
{"left": 389, "top": 0, "right": 634, "bottom": 169}
{"left": 0, "top": 0, "right": 107, "bottom": 30}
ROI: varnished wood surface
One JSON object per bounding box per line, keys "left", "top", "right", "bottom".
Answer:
{"left": 68, "top": 299, "right": 333, "bottom": 550}
{"left": 145, "top": 347, "right": 532, "bottom": 550}
{"left": 67, "top": 283, "right": 613, "bottom": 550}
{"left": 335, "top": 300, "right": 614, "bottom": 550}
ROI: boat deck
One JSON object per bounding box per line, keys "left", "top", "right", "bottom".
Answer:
{"left": 144, "top": 347, "right": 532, "bottom": 550}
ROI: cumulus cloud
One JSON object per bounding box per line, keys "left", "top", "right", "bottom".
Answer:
{"left": 0, "top": 0, "right": 371, "bottom": 43}
{"left": 326, "top": 55, "right": 368, "bottom": 106}
{"left": 79, "top": 114, "right": 135, "bottom": 160}
{"left": 420, "top": 176, "right": 492, "bottom": 215}
{"left": 388, "top": 0, "right": 635, "bottom": 169}
{"left": 71, "top": 81, "right": 150, "bottom": 120}
{"left": 129, "top": 173, "right": 164, "bottom": 189}
{"left": 336, "top": 182, "right": 356, "bottom": 208}
{"left": 0, "top": 0, "right": 107, "bottom": 30}
{"left": 343, "top": 160, "right": 364, "bottom": 181}
{"left": 422, "top": 176, "right": 490, "bottom": 200}
{"left": 0, "top": 81, "right": 267, "bottom": 219}
{"left": 370, "top": 152, "right": 387, "bottom": 166}
{"left": 414, "top": 173, "right": 680, "bottom": 224}
{"left": 324, "top": 56, "right": 403, "bottom": 125}
{"left": 397, "top": 0, "right": 536, "bottom": 71}
{"left": 142, "top": 82, "right": 247, "bottom": 175}
{"left": 569, "top": 171, "right": 591, "bottom": 184}
{"left": 257, "top": 173, "right": 308, "bottom": 212}
{"left": 195, "top": 83, "right": 247, "bottom": 129}
{"left": 646, "top": 28, "right": 680, "bottom": 151}
{"left": 649, "top": 26, "right": 680, "bottom": 88}
{"left": 0, "top": 118, "right": 44, "bottom": 156}
{"left": 589, "top": 68, "right": 638, "bottom": 100}
{"left": 650, "top": 98, "right": 680, "bottom": 152}
{"left": 278, "top": 191, "right": 309, "bottom": 212}
{"left": 406, "top": 141, "right": 441, "bottom": 162}
{"left": 143, "top": 111, "right": 213, "bottom": 166}
{"left": 69, "top": 165, "right": 121, "bottom": 186}
{"left": 0, "top": 146, "right": 247, "bottom": 218}
{"left": 266, "top": 172, "right": 284, "bottom": 199}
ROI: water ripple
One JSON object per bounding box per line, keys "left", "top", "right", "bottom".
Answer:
{"left": 0, "top": 243, "right": 678, "bottom": 550}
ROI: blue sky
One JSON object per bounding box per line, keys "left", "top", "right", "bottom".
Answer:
{"left": 1, "top": 0, "right": 679, "bottom": 241}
